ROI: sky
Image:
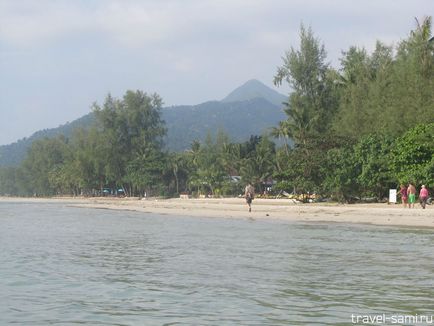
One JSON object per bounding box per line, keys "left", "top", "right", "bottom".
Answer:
{"left": 0, "top": 0, "right": 432, "bottom": 145}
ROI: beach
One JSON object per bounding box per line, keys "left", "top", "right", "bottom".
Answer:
{"left": 1, "top": 196, "right": 433, "bottom": 229}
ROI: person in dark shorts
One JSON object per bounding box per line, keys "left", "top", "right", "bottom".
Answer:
{"left": 244, "top": 183, "right": 255, "bottom": 212}
{"left": 419, "top": 185, "right": 429, "bottom": 209}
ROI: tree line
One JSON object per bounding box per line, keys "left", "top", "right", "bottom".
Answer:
{"left": 0, "top": 17, "right": 433, "bottom": 201}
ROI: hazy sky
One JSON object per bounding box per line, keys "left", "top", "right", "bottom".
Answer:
{"left": 0, "top": 0, "right": 432, "bottom": 145}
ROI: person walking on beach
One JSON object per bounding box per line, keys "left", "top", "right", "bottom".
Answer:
{"left": 244, "top": 183, "right": 255, "bottom": 212}
{"left": 407, "top": 183, "right": 416, "bottom": 208}
{"left": 399, "top": 184, "right": 408, "bottom": 208}
{"left": 419, "top": 185, "right": 429, "bottom": 209}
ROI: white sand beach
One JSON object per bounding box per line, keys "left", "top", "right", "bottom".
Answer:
{"left": 1, "top": 196, "right": 433, "bottom": 229}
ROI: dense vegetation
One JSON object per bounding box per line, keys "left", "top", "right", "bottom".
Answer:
{"left": 0, "top": 17, "right": 433, "bottom": 201}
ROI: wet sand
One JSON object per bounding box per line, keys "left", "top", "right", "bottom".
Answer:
{"left": 1, "top": 196, "right": 433, "bottom": 229}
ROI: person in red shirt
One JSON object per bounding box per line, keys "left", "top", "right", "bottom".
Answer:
{"left": 419, "top": 185, "right": 429, "bottom": 209}
{"left": 399, "top": 184, "right": 408, "bottom": 208}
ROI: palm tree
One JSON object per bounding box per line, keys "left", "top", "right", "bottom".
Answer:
{"left": 283, "top": 104, "right": 318, "bottom": 147}
{"left": 271, "top": 120, "right": 290, "bottom": 156}
{"left": 412, "top": 16, "right": 433, "bottom": 76}
{"left": 220, "top": 142, "right": 241, "bottom": 176}
{"left": 169, "top": 153, "right": 184, "bottom": 194}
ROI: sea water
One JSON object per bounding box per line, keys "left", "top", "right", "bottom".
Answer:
{"left": 1, "top": 201, "right": 434, "bottom": 325}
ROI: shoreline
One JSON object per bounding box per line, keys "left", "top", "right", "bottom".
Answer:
{"left": 1, "top": 196, "right": 433, "bottom": 229}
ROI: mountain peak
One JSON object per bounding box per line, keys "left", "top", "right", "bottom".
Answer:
{"left": 221, "top": 79, "right": 286, "bottom": 106}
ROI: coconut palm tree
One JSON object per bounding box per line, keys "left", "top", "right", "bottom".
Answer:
{"left": 271, "top": 119, "right": 291, "bottom": 156}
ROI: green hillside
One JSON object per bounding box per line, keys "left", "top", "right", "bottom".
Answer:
{"left": 0, "top": 80, "right": 287, "bottom": 167}
{"left": 0, "top": 114, "right": 95, "bottom": 167}
{"left": 164, "top": 98, "right": 285, "bottom": 151}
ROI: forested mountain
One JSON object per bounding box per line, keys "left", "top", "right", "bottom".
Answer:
{"left": 221, "top": 79, "right": 287, "bottom": 106}
{"left": 164, "top": 98, "right": 285, "bottom": 151}
{"left": 0, "top": 80, "right": 286, "bottom": 167}
{"left": 0, "top": 114, "right": 95, "bottom": 167}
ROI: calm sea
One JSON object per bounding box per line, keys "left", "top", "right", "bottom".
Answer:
{"left": 1, "top": 201, "right": 434, "bottom": 325}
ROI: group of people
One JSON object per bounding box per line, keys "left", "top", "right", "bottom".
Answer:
{"left": 244, "top": 182, "right": 430, "bottom": 212}
{"left": 399, "top": 183, "right": 430, "bottom": 209}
